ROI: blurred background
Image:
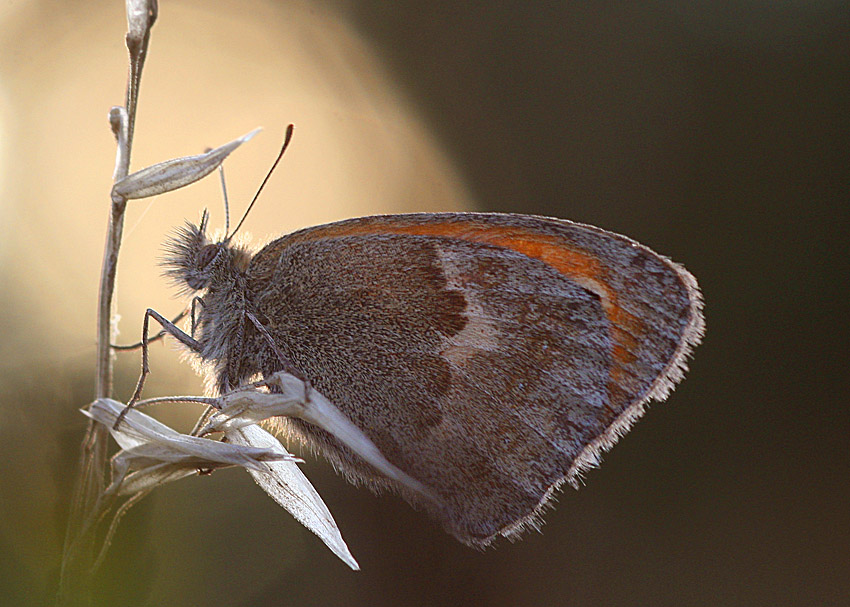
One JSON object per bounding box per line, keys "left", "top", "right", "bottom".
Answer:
{"left": 0, "top": 1, "right": 847, "bottom": 605}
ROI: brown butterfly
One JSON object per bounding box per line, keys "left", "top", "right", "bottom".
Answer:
{"left": 152, "top": 207, "right": 703, "bottom": 546}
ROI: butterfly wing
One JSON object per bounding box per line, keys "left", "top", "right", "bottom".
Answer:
{"left": 244, "top": 213, "right": 703, "bottom": 545}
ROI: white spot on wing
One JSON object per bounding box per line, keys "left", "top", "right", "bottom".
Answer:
{"left": 435, "top": 246, "right": 500, "bottom": 366}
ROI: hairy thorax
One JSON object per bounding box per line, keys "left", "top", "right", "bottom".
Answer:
{"left": 195, "top": 246, "right": 261, "bottom": 393}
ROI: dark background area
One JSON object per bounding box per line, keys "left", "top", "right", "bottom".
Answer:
{"left": 0, "top": 1, "right": 847, "bottom": 605}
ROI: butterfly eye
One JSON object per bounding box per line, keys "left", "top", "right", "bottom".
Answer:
{"left": 197, "top": 244, "right": 219, "bottom": 269}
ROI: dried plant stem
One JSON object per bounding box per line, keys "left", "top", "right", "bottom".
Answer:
{"left": 58, "top": 2, "right": 158, "bottom": 604}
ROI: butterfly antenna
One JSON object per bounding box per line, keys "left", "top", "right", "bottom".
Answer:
{"left": 226, "top": 124, "right": 294, "bottom": 242}
{"left": 218, "top": 163, "right": 230, "bottom": 236}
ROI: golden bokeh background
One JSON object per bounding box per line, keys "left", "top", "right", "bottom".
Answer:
{"left": 0, "top": 1, "right": 848, "bottom": 605}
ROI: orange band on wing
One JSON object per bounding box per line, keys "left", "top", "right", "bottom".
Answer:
{"left": 292, "top": 221, "right": 646, "bottom": 382}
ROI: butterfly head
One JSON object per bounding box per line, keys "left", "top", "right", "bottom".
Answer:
{"left": 162, "top": 210, "right": 235, "bottom": 295}
{"left": 161, "top": 126, "right": 294, "bottom": 298}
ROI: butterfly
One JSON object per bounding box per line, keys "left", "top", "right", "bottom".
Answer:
{"left": 152, "top": 208, "right": 703, "bottom": 546}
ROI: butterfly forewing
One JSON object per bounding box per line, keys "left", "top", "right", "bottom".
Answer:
{"left": 231, "top": 213, "right": 702, "bottom": 545}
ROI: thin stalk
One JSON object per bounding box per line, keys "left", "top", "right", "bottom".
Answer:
{"left": 58, "top": 2, "right": 158, "bottom": 604}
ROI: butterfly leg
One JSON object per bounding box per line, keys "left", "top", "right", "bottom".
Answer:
{"left": 114, "top": 308, "right": 202, "bottom": 429}
{"left": 190, "top": 296, "right": 205, "bottom": 339}
{"left": 109, "top": 307, "right": 190, "bottom": 351}
{"left": 245, "top": 310, "right": 307, "bottom": 385}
